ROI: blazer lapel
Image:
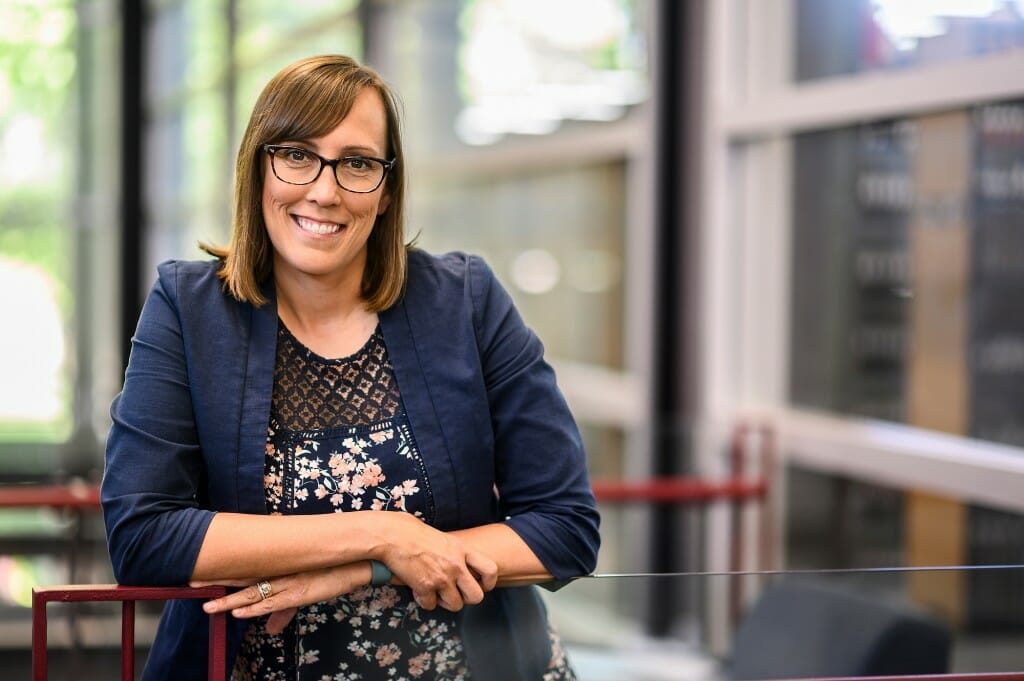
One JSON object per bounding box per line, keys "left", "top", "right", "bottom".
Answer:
{"left": 380, "top": 300, "right": 460, "bottom": 531}
{"left": 236, "top": 282, "right": 278, "bottom": 514}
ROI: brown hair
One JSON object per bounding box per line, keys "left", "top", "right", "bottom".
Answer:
{"left": 202, "top": 55, "right": 408, "bottom": 310}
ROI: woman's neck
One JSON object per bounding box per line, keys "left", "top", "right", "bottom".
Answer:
{"left": 273, "top": 271, "right": 378, "bottom": 360}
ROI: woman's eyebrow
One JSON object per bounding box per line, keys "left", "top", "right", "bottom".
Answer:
{"left": 278, "top": 140, "right": 383, "bottom": 157}
{"left": 335, "top": 144, "right": 384, "bottom": 157}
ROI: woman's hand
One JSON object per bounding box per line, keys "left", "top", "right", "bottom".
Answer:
{"left": 375, "top": 512, "right": 498, "bottom": 611}
{"left": 197, "top": 562, "right": 370, "bottom": 634}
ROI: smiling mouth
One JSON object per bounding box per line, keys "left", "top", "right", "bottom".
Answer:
{"left": 293, "top": 214, "right": 343, "bottom": 236}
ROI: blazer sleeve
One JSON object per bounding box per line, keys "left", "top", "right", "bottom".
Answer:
{"left": 468, "top": 256, "right": 600, "bottom": 579}
{"left": 101, "top": 262, "right": 216, "bottom": 585}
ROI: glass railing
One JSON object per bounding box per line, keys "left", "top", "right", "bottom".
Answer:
{"left": 544, "top": 568, "right": 1024, "bottom": 680}
{"left": 20, "top": 567, "right": 1024, "bottom": 680}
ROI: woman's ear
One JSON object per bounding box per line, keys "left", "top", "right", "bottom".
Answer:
{"left": 377, "top": 192, "right": 391, "bottom": 216}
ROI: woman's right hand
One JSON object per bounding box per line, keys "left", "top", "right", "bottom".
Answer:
{"left": 374, "top": 512, "right": 498, "bottom": 611}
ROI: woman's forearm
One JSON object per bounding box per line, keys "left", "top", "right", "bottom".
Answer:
{"left": 449, "top": 523, "right": 553, "bottom": 587}
{"left": 192, "top": 510, "right": 499, "bottom": 610}
{"left": 191, "top": 511, "right": 385, "bottom": 582}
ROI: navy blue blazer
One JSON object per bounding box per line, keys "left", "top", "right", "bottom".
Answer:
{"left": 102, "top": 249, "right": 600, "bottom": 680}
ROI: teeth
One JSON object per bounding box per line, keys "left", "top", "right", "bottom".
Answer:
{"left": 295, "top": 216, "right": 341, "bottom": 235}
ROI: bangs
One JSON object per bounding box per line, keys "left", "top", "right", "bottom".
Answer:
{"left": 258, "top": 62, "right": 376, "bottom": 144}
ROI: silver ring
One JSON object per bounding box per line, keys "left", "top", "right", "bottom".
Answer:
{"left": 256, "top": 579, "right": 272, "bottom": 601}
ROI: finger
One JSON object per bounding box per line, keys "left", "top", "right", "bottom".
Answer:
{"left": 203, "top": 583, "right": 266, "bottom": 614}
{"left": 413, "top": 589, "right": 437, "bottom": 611}
{"left": 465, "top": 551, "right": 499, "bottom": 592}
{"left": 455, "top": 571, "right": 485, "bottom": 606}
{"left": 436, "top": 583, "right": 464, "bottom": 612}
{"left": 265, "top": 607, "right": 299, "bottom": 635}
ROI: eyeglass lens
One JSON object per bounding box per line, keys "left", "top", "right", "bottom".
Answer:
{"left": 270, "top": 147, "right": 385, "bottom": 192}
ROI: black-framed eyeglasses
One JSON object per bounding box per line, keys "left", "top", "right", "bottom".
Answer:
{"left": 263, "top": 144, "right": 395, "bottom": 194}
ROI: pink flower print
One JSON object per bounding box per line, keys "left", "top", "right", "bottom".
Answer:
{"left": 265, "top": 443, "right": 275, "bottom": 455}
{"left": 350, "top": 585, "right": 373, "bottom": 602}
{"left": 308, "top": 468, "right": 321, "bottom": 480}
{"left": 297, "top": 648, "right": 320, "bottom": 665}
{"left": 331, "top": 493, "right": 344, "bottom": 506}
{"left": 295, "top": 488, "right": 309, "bottom": 501}
{"left": 375, "top": 643, "right": 402, "bottom": 667}
{"left": 371, "top": 498, "right": 384, "bottom": 511}
{"left": 375, "top": 587, "right": 400, "bottom": 609}
{"left": 351, "top": 497, "right": 363, "bottom": 510}
{"left": 369, "top": 429, "right": 392, "bottom": 444}
{"left": 329, "top": 453, "right": 355, "bottom": 476}
{"left": 361, "top": 461, "right": 385, "bottom": 487}
{"left": 401, "top": 479, "right": 419, "bottom": 496}
{"left": 314, "top": 485, "right": 328, "bottom": 500}
{"left": 408, "top": 652, "right": 430, "bottom": 677}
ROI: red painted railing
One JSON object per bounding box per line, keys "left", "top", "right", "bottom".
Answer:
{"left": 32, "top": 584, "right": 228, "bottom": 681}
{"left": 590, "top": 476, "right": 767, "bottom": 503}
{"left": 0, "top": 483, "right": 101, "bottom": 509}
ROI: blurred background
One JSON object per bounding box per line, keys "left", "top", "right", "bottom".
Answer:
{"left": 2, "top": 0, "right": 1024, "bottom": 678}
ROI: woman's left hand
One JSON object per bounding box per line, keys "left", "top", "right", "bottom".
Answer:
{"left": 197, "top": 562, "right": 370, "bottom": 634}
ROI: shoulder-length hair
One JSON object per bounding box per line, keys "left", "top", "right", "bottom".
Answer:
{"left": 203, "top": 55, "right": 408, "bottom": 310}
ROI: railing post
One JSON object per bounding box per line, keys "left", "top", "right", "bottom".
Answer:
{"left": 121, "top": 600, "right": 136, "bottom": 681}
{"left": 209, "top": 611, "right": 227, "bottom": 680}
{"left": 32, "top": 589, "right": 48, "bottom": 681}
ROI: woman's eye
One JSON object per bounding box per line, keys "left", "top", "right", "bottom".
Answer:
{"left": 344, "top": 157, "right": 371, "bottom": 171}
{"left": 285, "top": 149, "right": 310, "bottom": 162}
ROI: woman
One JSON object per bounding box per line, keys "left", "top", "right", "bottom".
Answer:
{"left": 101, "top": 55, "right": 600, "bottom": 681}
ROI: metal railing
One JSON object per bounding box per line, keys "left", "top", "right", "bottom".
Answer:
{"left": 32, "top": 584, "right": 228, "bottom": 681}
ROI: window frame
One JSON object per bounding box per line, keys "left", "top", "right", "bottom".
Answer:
{"left": 696, "top": 0, "right": 1024, "bottom": 518}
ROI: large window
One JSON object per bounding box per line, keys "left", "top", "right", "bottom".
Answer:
{"left": 697, "top": 0, "right": 1024, "bottom": 664}
{"left": 0, "top": 1, "right": 79, "bottom": 444}
{"left": 790, "top": 101, "right": 1024, "bottom": 448}
{"left": 0, "top": 0, "right": 120, "bottom": 631}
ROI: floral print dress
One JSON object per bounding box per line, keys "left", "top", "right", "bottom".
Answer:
{"left": 231, "top": 322, "right": 576, "bottom": 681}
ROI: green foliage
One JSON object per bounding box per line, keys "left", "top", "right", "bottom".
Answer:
{"left": 0, "top": 0, "right": 76, "bottom": 285}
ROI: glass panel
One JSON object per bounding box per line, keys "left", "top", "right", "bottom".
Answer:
{"left": 789, "top": 99, "right": 1024, "bottom": 447}
{"left": 413, "top": 162, "right": 626, "bottom": 369}
{"left": 547, "top": 569, "right": 1024, "bottom": 679}
{"left": 785, "top": 465, "right": 1024, "bottom": 631}
{"left": 0, "top": 0, "right": 78, "bottom": 442}
{"left": 456, "top": 0, "right": 649, "bottom": 145}
{"left": 235, "top": 0, "right": 359, "bottom": 56}
{"left": 795, "top": 0, "right": 1024, "bottom": 81}
{"left": 371, "top": 0, "right": 649, "bottom": 152}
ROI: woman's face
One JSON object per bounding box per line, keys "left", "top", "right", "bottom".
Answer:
{"left": 262, "top": 87, "right": 391, "bottom": 292}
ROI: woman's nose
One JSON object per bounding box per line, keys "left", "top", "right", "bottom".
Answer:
{"left": 305, "top": 166, "right": 342, "bottom": 205}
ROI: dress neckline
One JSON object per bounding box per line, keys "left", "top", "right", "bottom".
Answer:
{"left": 276, "top": 318, "right": 382, "bottom": 364}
